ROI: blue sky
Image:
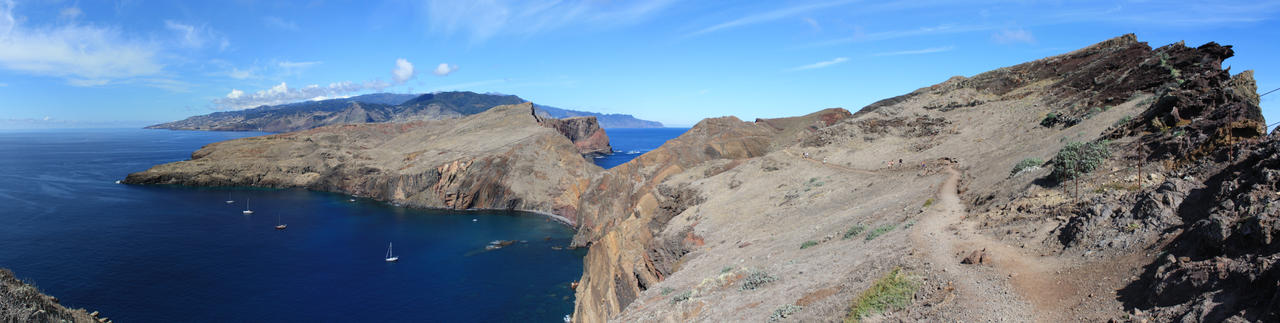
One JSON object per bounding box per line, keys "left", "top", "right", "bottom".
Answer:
{"left": 0, "top": 0, "right": 1278, "bottom": 128}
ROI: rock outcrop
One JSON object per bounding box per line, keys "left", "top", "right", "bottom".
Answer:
{"left": 0, "top": 268, "right": 98, "bottom": 323}
{"left": 538, "top": 115, "right": 613, "bottom": 156}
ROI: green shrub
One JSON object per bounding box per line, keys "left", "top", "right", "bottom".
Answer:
{"left": 740, "top": 269, "right": 777, "bottom": 291}
{"left": 800, "top": 240, "right": 819, "bottom": 249}
{"left": 661, "top": 287, "right": 675, "bottom": 295}
{"left": 670, "top": 290, "right": 691, "bottom": 303}
{"left": 770, "top": 304, "right": 804, "bottom": 322}
{"left": 1040, "top": 112, "right": 1059, "bottom": 127}
{"left": 721, "top": 266, "right": 734, "bottom": 274}
{"left": 844, "top": 267, "right": 916, "bottom": 322}
{"left": 843, "top": 225, "right": 867, "bottom": 240}
{"left": 1113, "top": 115, "right": 1133, "bottom": 127}
{"left": 1050, "top": 141, "right": 1111, "bottom": 182}
{"left": 865, "top": 224, "right": 896, "bottom": 241}
{"left": 1010, "top": 158, "right": 1044, "bottom": 177}
{"left": 922, "top": 198, "right": 934, "bottom": 208}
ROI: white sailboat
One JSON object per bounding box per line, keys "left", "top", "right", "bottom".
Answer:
{"left": 275, "top": 214, "right": 287, "bottom": 230}
{"left": 225, "top": 192, "right": 234, "bottom": 204}
{"left": 384, "top": 242, "right": 399, "bottom": 262}
{"left": 242, "top": 198, "right": 254, "bottom": 215}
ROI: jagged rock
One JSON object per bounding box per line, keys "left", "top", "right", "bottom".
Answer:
{"left": 0, "top": 268, "right": 97, "bottom": 322}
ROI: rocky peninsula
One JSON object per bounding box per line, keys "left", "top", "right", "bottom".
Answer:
{"left": 120, "top": 34, "right": 1278, "bottom": 322}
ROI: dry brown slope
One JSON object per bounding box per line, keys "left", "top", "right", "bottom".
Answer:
{"left": 0, "top": 268, "right": 99, "bottom": 323}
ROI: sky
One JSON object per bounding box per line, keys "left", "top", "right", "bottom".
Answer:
{"left": 0, "top": 0, "right": 1278, "bottom": 128}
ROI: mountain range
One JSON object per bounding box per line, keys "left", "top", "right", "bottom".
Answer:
{"left": 145, "top": 91, "right": 662, "bottom": 132}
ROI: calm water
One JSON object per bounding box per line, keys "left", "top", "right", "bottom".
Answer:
{"left": 0, "top": 129, "right": 587, "bottom": 322}
{"left": 592, "top": 128, "right": 688, "bottom": 169}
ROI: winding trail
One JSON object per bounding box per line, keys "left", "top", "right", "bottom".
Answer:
{"left": 911, "top": 166, "right": 1074, "bottom": 322}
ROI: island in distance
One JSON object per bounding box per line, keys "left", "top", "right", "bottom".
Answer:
{"left": 145, "top": 91, "right": 663, "bottom": 132}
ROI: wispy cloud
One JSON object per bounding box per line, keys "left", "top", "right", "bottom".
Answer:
{"left": 0, "top": 0, "right": 163, "bottom": 86}
{"left": 991, "top": 29, "right": 1035, "bottom": 44}
{"left": 786, "top": 57, "right": 849, "bottom": 72}
{"left": 0, "top": 83, "right": 7, "bottom": 87}
{"left": 420, "top": 0, "right": 677, "bottom": 44}
{"left": 872, "top": 46, "right": 954, "bottom": 56}
{"left": 688, "top": 0, "right": 858, "bottom": 37}
{"left": 59, "top": 6, "right": 82, "bottom": 20}
{"left": 262, "top": 16, "right": 299, "bottom": 31}
{"left": 802, "top": 17, "right": 821, "bottom": 32}
{"left": 164, "top": 20, "right": 228, "bottom": 51}
{"left": 432, "top": 63, "right": 457, "bottom": 76}
{"left": 278, "top": 60, "right": 321, "bottom": 69}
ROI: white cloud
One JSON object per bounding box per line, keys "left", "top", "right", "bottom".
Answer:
{"left": 872, "top": 46, "right": 955, "bottom": 56}
{"left": 164, "top": 20, "right": 228, "bottom": 50}
{"left": 262, "top": 16, "right": 299, "bottom": 31}
{"left": 228, "top": 67, "right": 253, "bottom": 79}
{"left": 991, "top": 29, "right": 1035, "bottom": 44}
{"left": 432, "top": 63, "right": 456, "bottom": 76}
{"left": 802, "top": 17, "right": 821, "bottom": 32}
{"left": 213, "top": 80, "right": 393, "bottom": 110}
{"left": 421, "top": 0, "right": 676, "bottom": 43}
{"left": 786, "top": 57, "right": 848, "bottom": 72}
{"left": 688, "top": 0, "right": 857, "bottom": 37}
{"left": 59, "top": 6, "right": 81, "bottom": 20}
{"left": 278, "top": 60, "right": 321, "bottom": 69}
{"left": 0, "top": 83, "right": 7, "bottom": 87}
{"left": 0, "top": 0, "right": 163, "bottom": 86}
{"left": 393, "top": 58, "right": 415, "bottom": 83}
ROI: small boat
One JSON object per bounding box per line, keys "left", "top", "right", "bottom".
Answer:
{"left": 349, "top": 198, "right": 356, "bottom": 202}
{"left": 275, "top": 214, "right": 287, "bottom": 230}
{"left": 242, "top": 198, "right": 254, "bottom": 215}
{"left": 385, "top": 242, "right": 399, "bottom": 262}
{"left": 225, "top": 192, "right": 234, "bottom": 204}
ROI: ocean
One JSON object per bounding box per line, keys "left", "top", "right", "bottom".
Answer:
{"left": 0, "top": 127, "right": 684, "bottom": 322}
{"left": 592, "top": 128, "right": 688, "bottom": 169}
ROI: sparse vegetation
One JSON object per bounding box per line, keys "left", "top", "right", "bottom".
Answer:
{"left": 1126, "top": 222, "right": 1141, "bottom": 232}
{"left": 922, "top": 198, "right": 934, "bottom": 208}
{"left": 670, "top": 290, "right": 692, "bottom": 304}
{"left": 721, "top": 266, "right": 734, "bottom": 274}
{"left": 1114, "top": 115, "right": 1133, "bottom": 127}
{"left": 661, "top": 287, "right": 675, "bottom": 295}
{"left": 800, "top": 240, "right": 819, "bottom": 249}
{"left": 844, "top": 267, "right": 916, "bottom": 322}
{"left": 1010, "top": 158, "right": 1044, "bottom": 177}
{"left": 1051, "top": 141, "right": 1112, "bottom": 182}
{"left": 740, "top": 269, "right": 778, "bottom": 291}
{"left": 1040, "top": 112, "right": 1059, "bottom": 127}
{"left": 843, "top": 225, "right": 867, "bottom": 240}
{"left": 865, "top": 224, "right": 896, "bottom": 241}
{"left": 770, "top": 304, "right": 804, "bottom": 322}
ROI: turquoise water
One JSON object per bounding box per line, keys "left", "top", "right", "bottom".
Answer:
{"left": 0, "top": 129, "right": 584, "bottom": 322}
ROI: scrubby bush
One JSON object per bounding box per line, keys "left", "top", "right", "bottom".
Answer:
{"left": 844, "top": 267, "right": 916, "bottom": 322}
{"left": 922, "top": 198, "right": 934, "bottom": 208}
{"left": 660, "top": 287, "right": 675, "bottom": 295}
{"left": 800, "top": 240, "right": 819, "bottom": 249}
{"left": 1010, "top": 158, "right": 1044, "bottom": 177}
{"left": 670, "top": 290, "right": 692, "bottom": 304}
{"left": 842, "top": 225, "right": 867, "bottom": 240}
{"left": 865, "top": 224, "right": 896, "bottom": 241}
{"left": 1040, "top": 112, "right": 1059, "bottom": 127}
{"left": 1050, "top": 141, "right": 1111, "bottom": 182}
{"left": 740, "top": 269, "right": 777, "bottom": 291}
{"left": 770, "top": 304, "right": 804, "bottom": 322}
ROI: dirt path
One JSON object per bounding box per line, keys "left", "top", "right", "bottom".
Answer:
{"left": 911, "top": 166, "right": 1077, "bottom": 322}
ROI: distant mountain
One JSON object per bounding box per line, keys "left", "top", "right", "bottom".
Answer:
{"left": 146, "top": 91, "right": 662, "bottom": 132}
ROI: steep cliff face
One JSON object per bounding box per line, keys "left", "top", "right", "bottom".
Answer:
{"left": 124, "top": 103, "right": 603, "bottom": 221}
{"left": 0, "top": 268, "right": 98, "bottom": 323}
{"left": 539, "top": 115, "right": 613, "bottom": 156}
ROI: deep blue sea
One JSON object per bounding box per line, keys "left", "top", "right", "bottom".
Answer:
{"left": 0, "top": 127, "right": 683, "bottom": 322}
{"left": 592, "top": 128, "right": 688, "bottom": 169}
